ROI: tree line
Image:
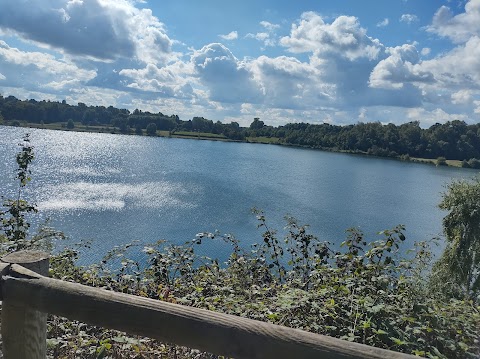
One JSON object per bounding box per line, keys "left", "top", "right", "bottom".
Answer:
{"left": 1, "top": 94, "right": 480, "bottom": 164}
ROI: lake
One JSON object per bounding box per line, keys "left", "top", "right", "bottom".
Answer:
{"left": 0, "top": 126, "right": 477, "bottom": 263}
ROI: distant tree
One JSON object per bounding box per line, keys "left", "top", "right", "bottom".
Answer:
{"left": 250, "top": 117, "right": 264, "bottom": 130}
{"left": 135, "top": 123, "right": 143, "bottom": 135}
{"left": 146, "top": 123, "right": 157, "bottom": 136}
{"left": 82, "top": 109, "right": 96, "bottom": 125}
{"left": 436, "top": 157, "right": 447, "bottom": 166}
{"left": 66, "top": 119, "right": 75, "bottom": 129}
{"left": 468, "top": 158, "right": 480, "bottom": 169}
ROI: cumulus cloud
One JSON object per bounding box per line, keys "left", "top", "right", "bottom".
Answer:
{"left": 191, "top": 43, "right": 263, "bottom": 103}
{"left": 474, "top": 100, "right": 480, "bottom": 114}
{"left": 0, "top": 0, "right": 172, "bottom": 63}
{"left": 451, "top": 90, "right": 473, "bottom": 104}
{"left": 280, "top": 12, "right": 382, "bottom": 61}
{"left": 426, "top": 0, "right": 480, "bottom": 43}
{"left": 369, "top": 44, "right": 434, "bottom": 89}
{"left": 406, "top": 107, "right": 469, "bottom": 126}
{"left": 0, "top": 40, "right": 96, "bottom": 92}
{"left": 0, "top": 72, "right": 5, "bottom": 80}
{"left": 376, "top": 18, "right": 389, "bottom": 27}
{"left": 260, "top": 21, "right": 280, "bottom": 31}
{"left": 219, "top": 31, "right": 238, "bottom": 40}
{"left": 251, "top": 55, "right": 334, "bottom": 109}
{"left": 119, "top": 61, "right": 195, "bottom": 98}
{"left": 400, "top": 14, "right": 419, "bottom": 24}
{"left": 246, "top": 21, "right": 280, "bottom": 48}
{"left": 420, "top": 36, "right": 480, "bottom": 88}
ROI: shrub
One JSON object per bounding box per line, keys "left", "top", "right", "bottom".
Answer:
{"left": 146, "top": 123, "right": 157, "bottom": 136}
{"left": 468, "top": 158, "right": 480, "bottom": 169}
{"left": 436, "top": 157, "right": 447, "bottom": 166}
{"left": 45, "top": 218, "right": 480, "bottom": 358}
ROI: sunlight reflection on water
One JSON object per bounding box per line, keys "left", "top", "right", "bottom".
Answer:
{"left": 36, "top": 181, "right": 198, "bottom": 211}
{"left": 1, "top": 126, "right": 477, "bottom": 264}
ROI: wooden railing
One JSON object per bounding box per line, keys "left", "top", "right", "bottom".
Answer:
{"left": 0, "top": 251, "right": 416, "bottom": 359}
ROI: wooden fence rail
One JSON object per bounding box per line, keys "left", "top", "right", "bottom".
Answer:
{"left": 0, "top": 251, "right": 416, "bottom": 359}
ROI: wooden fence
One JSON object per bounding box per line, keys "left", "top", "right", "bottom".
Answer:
{"left": 0, "top": 250, "right": 417, "bottom": 359}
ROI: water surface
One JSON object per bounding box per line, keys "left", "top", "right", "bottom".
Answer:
{"left": 0, "top": 126, "right": 476, "bottom": 263}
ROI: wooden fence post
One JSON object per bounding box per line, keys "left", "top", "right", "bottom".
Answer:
{"left": 1, "top": 250, "right": 49, "bottom": 359}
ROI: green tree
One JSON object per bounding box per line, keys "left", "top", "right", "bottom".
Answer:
{"left": 135, "top": 123, "right": 143, "bottom": 135}
{"left": 66, "top": 118, "right": 75, "bottom": 129}
{"left": 250, "top": 117, "right": 264, "bottom": 130}
{"left": 433, "top": 177, "right": 480, "bottom": 298}
{"left": 436, "top": 156, "right": 447, "bottom": 166}
{"left": 146, "top": 122, "right": 157, "bottom": 136}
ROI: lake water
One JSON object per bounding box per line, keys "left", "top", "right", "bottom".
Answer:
{"left": 0, "top": 126, "right": 477, "bottom": 263}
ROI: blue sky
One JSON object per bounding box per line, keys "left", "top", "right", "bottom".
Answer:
{"left": 0, "top": 0, "right": 479, "bottom": 127}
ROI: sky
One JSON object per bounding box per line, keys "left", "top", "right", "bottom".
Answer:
{"left": 0, "top": 0, "right": 479, "bottom": 128}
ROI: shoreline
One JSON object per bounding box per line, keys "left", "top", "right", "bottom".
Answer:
{"left": 0, "top": 122, "right": 467, "bottom": 169}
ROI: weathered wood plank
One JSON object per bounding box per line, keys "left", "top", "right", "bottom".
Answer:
{"left": 2, "top": 266, "right": 416, "bottom": 359}
{"left": 1, "top": 251, "right": 49, "bottom": 359}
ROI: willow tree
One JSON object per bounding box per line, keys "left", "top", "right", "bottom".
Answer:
{"left": 433, "top": 177, "right": 480, "bottom": 299}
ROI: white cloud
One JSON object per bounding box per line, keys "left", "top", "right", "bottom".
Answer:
{"left": 280, "top": 12, "right": 382, "bottom": 61}
{"left": 474, "top": 100, "right": 480, "bottom": 114}
{"left": 119, "top": 61, "right": 195, "bottom": 98}
{"left": 191, "top": 43, "right": 263, "bottom": 104}
{"left": 219, "top": 31, "right": 238, "bottom": 41}
{"left": 0, "top": 40, "right": 96, "bottom": 92}
{"left": 260, "top": 21, "right": 280, "bottom": 31}
{"left": 427, "top": 0, "right": 480, "bottom": 43}
{"left": 248, "top": 33, "right": 269, "bottom": 41}
{"left": 245, "top": 32, "right": 276, "bottom": 47}
{"left": 246, "top": 21, "right": 280, "bottom": 48}
{"left": 400, "top": 14, "right": 419, "bottom": 24}
{"left": 358, "top": 107, "right": 367, "bottom": 120}
{"left": 451, "top": 90, "right": 473, "bottom": 104}
{"left": 406, "top": 107, "right": 469, "bottom": 127}
{"left": 420, "top": 47, "right": 431, "bottom": 56}
{"left": 251, "top": 55, "right": 334, "bottom": 109}
{"left": 0, "top": 72, "right": 5, "bottom": 80}
{"left": 420, "top": 36, "right": 480, "bottom": 88}
{"left": 369, "top": 44, "right": 434, "bottom": 89}
{"left": 376, "top": 18, "right": 389, "bottom": 27}
{"left": 0, "top": 0, "right": 173, "bottom": 63}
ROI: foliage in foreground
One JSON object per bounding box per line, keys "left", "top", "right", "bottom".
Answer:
{"left": 1, "top": 136, "right": 479, "bottom": 358}
{"left": 44, "top": 219, "right": 479, "bottom": 359}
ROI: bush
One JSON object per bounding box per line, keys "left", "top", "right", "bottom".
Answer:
{"left": 44, "top": 217, "right": 480, "bottom": 358}
{"left": 66, "top": 118, "right": 75, "bottom": 129}
{"left": 468, "top": 158, "right": 480, "bottom": 169}
{"left": 436, "top": 156, "right": 447, "bottom": 166}
{"left": 146, "top": 123, "right": 157, "bottom": 136}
